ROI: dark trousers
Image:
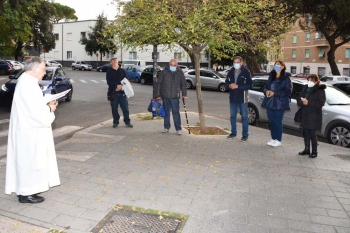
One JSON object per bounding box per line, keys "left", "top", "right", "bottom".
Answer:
{"left": 110, "top": 93, "right": 130, "bottom": 125}
{"left": 163, "top": 98, "right": 182, "bottom": 131}
{"left": 266, "top": 109, "right": 285, "bottom": 141}
{"left": 303, "top": 128, "right": 317, "bottom": 151}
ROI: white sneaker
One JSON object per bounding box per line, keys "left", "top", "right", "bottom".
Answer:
{"left": 271, "top": 140, "right": 282, "bottom": 147}
{"left": 176, "top": 130, "right": 182, "bottom": 135}
{"left": 267, "top": 139, "right": 275, "bottom": 146}
{"left": 162, "top": 129, "right": 169, "bottom": 133}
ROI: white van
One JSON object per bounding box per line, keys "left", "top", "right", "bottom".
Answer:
{"left": 122, "top": 59, "right": 146, "bottom": 67}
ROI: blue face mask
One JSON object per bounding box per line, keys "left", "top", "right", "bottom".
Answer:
{"left": 169, "top": 66, "right": 176, "bottom": 72}
{"left": 233, "top": 63, "right": 241, "bottom": 70}
{"left": 273, "top": 65, "right": 281, "bottom": 72}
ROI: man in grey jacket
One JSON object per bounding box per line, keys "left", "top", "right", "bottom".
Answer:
{"left": 156, "top": 59, "right": 187, "bottom": 135}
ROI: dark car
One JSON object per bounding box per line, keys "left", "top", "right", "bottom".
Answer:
{"left": 0, "top": 67, "right": 73, "bottom": 106}
{"left": 0, "top": 60, "right": 13, "bottom": 75}
{"left": 140, "top": 67, "right": 162, "bottom": 85}
{"left": 96, "top": 64, "right": 111, "bottom": 72}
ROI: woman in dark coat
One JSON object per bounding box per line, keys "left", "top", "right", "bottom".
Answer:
{"left": 297, "top": 74, "right": 326, "bottom": 158}
{"left": 261, "top": 60, "right": 292, "bottom": 147}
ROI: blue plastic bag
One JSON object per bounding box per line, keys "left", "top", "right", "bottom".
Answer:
{"left": 148, "top": 99, "right": 166, "bottom": 117}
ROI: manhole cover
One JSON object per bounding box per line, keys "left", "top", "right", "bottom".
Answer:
{"left": 91, "top": 207, "right": 186, "bottom": 233}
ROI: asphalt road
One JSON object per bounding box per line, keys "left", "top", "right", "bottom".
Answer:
{"left": 0, "top": 69, "right": 327, "bottom": 147}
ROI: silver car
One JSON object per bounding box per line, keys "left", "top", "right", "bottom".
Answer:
{"left": 185, "top": 69, "right": 227, "bottom": 92}
{"left": 248, "top": 77, "right": 350, "bottom": 148}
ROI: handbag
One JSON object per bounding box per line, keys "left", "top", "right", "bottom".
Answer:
{"left": 148, "top": 99, "right": 166, "bottom": 117}
{"left": 107, "top": 91, "right": 115, "bottom": 101}
{"left": 261, "top": 97, "right": 274, "bottom": 109}
{"left": 294, "top": 107, "right": 302, "bottom": 123}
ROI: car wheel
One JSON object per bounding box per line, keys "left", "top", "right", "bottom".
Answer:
{"left": 327, "top": 123, "right": 350, "bottom": 148}
{"left": 0, "top": 69, "right": 6, "bottom": 75}
{"left": 218, "top": 83, "right": 226, "bottom": 92}
{"left": 82, "top": 67, "right": 85, "bottom": 71}
{"left": 65, "top": 87, "right": 73, "bottom": 102}
{"left": 248, "top": 103, "right": 259, "bottom": 125}
{"left": 72, "top": 66, "right": 75, "bottom": 70}
{"left": 140, "top": 78, "right": 146, "bottom": 85}
{"left": 98, "top": 69, "right": 102, "bottom": 72}
{"left": 186, "top": 80, "right": 193, "bottom": 89}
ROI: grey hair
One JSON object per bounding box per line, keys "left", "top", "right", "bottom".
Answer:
{"left": 169, "top": 59, "right": 178, "bottom": 65}
{"left": 24, "top": 57, "right": 44, "bottom": 71}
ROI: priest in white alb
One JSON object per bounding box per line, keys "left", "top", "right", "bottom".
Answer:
{"left": 5, "top": 57, "right": 60, "bottom": 204}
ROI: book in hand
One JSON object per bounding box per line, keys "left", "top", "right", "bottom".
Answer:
{"left": 43, "top": 89, "right": 71, "bottom": 103}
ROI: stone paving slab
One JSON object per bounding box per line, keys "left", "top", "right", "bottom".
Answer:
{"left": 0, "top": 112, "right": 349, "bottom": 232}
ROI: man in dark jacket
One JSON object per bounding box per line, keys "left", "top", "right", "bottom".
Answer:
{"left": 225, "top": 56, "right": 253, "bottom": 141}
{"left": 156, "top": 59, "right": 187, "bottom": 135}
{"left": 106, "top": 57, "right": 133, "bottom": 128}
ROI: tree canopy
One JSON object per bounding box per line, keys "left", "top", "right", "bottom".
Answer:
{"left": 80, "top": 13, "right": 118, "bottom": 62}
{"left": 282, "top": 0, "right": 350, "bottom": 75}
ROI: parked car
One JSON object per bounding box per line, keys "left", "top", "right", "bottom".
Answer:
{"left": 328, "top": 81, "right": 350, "bottom": 96}
{"left": 46, "top": 60, "right": 62, "bottom": 68}
{"left": 185, "top": 69, "right": 227, "bottom": 92}
{"left": 71, "top": 61, "right": 92, "bottom": 71}
{"left": 0, "top": 67, "right": 73, "bottom": 106}
{"left": 0, "top": 60, "right": 13, "bottom": 75}
{"left": 96, "top": 64, "right": 111, "bottom": 72}
{"left": 178, "top": 65, "right": 189, "bottom": 73}
{"left": 7, "top": 60, "right": 24, "bottom": 71}
{"left": 248, "top": 76, "right": 350, "bottom": 147}
{"left": 125, "top": 65, "right": 145, "bottom": 83}
{"left": 291, "top": 73, "right": 309, "bottom": 79}
{"left": 139, "top": 67, "right": 162, "bottom": 85}
{"left": 320, "top": 75, "right": 350, "bottom": 82}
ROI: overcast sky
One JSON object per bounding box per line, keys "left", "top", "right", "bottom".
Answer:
{"left": 53, "top": 0, "right": 119, "bottom": 20}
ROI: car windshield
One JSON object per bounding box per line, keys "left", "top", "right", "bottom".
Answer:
{"left": 326, "top": 85, "right": 350, "bottom": 105}
{"left": 81, "top": 62, "right": 86, "bottom": 64}
{"left": 212, "top": 71, "right": 225, "bottom": 79}
{"left": 42, "top": 70, "right": 53, "bottom": 81}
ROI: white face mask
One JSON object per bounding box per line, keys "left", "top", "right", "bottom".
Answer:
{"left": 307, "top": 81, "right": 315, "bottom": 88}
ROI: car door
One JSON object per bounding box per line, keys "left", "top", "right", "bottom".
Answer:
{"left": 200, "top": 70, "right": 213, "bottom": 88}
{"left": 54, "top": 69, "right": 66, "bottom": 93}
{"left": 250, "top": 79, "right": 268, "bottom": 121}
{"left": 283, "top": 83, "right": 305, "bottom": 127}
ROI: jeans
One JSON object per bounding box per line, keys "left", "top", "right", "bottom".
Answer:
{"left": 163, "top": 98, "right": 181, "bottom": 131}
{"left": 230, "top": 102, "right": 249, "bottom": 137}
{"left": 266, "top": 108, "right": 285, "bottom": 141}
{"left": 110, "top": 92, "right": 130, "bottom": 125}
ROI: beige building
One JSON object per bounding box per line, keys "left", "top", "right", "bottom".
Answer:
{"left": 273, "top": 19, "right": 350, "bottom": 76}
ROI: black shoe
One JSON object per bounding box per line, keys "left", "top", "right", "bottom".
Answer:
{"left": 126, "top": 123, "right": 133, "bottom": 128}
{"left": 241, "top": 136, "right": 248, "bottom": 141}
{"left": 309, "top": 152, "right": 318, "bottom": 158}
{"left": 18, "top": 195, "right": 45, "bottom": 204}
{"left": 227, "top": 133, "right": 237, "bottom": 139}
{"left": 298, "top": 148, "right": 310, "bottom": 156}
{"left": 113, "top": 124, "right": 118, "bottom": 128}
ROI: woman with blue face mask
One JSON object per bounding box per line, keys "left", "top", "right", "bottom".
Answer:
{"left": 261, "top": 60, "right": 292, "bottom": 147}
{"left": 297, "top": 74, "right": 326, "bottom": 158}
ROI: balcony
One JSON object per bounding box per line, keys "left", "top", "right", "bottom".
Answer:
{"left": 313, "top": 38, "right": 329, "bottom": 46}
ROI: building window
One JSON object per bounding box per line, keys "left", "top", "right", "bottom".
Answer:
{"left": 345, "top": 48, "right": 350, "bottom": 58}
{"left": 81, "top": 32, "right": 86, "bottom": 40}
{"left": 174, "top": 52, "right": 182, "bottom": 60}
{"left": 305, "top": 49, "right": 310, "bottom": 58}
{"left": 318, "top": 48, "right": 326, "bottom": 57}
{"left": 54, "top": 34, "right": 59, "bottom": 40}
{"left": 294, "top": 19, "right": 298, "bottom": 26}
{"left": 292, "top": 49, "right": 296, "bottom": 58}
{"left": 306, "top": 33, "right": 310, "bottom": 42}
{"left": 318, "top": 67, "right": 326, "bottom": 76}
{"left": 129, "top": 51, "right": 137, "bottom": 59}
{"left": 67, "top": 33, "right": 72, "bottom": 41}
{"left": 67, "top": 51, "right": 72, "bottom": 59}
{"left": 306, "top": 16, "right": 311, "bottom": 25}
{"left": 291, "top": 66, "right": 297, "bottom": 74}
{"left": 292, "top": 35, "right": 297, "bottom": 43}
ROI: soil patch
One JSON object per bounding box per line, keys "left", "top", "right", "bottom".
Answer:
{"left": 185, "top": 126, "right": 229, "bottom": 135}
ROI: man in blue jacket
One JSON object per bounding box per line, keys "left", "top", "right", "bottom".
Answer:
{"left": 106, "top": 57, "right": 133, "bottom": 128}
{"left": 225, "top": 56, "right": 253, "bottom": 141}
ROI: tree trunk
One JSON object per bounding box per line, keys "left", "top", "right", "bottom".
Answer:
{"left": 245, "top": 49, "right": 260, "bottom": 73}
{"left": 14, "top": 41, "right": 23, "bottom": 61}
{"left": 192, "top": 51, "right": 206, "bottom": 133}
{"left": 327, "top": 44, "right": 340, "bottom": 75}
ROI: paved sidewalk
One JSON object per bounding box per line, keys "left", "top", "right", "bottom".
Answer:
{"left": 0, "top": 112, "right": 350, "bottom": 233}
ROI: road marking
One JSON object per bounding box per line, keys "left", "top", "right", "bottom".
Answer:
{"left": 0, "top": 78, "right": 5, "bottom": 80}
{"left": 0, "top": 119, "right": 10, "bottom": 124}
{"left": 91, "top": 80, "right": 98, "bottom": 83}
{"left": 0, "top": 125, "right": 83, "bottom": 156}
{"left": 70, "top": 79, "right": 75, "bottom": 83}
{"left": 101, "top": 80, "right": 107, "bottom": 82}
{"left": 80, "top": 79, "right": 87, "bottom": 83}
